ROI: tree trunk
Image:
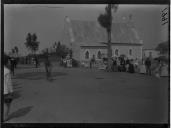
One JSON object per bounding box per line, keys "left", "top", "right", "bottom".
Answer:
{"left": 32, "top": 51, "right": 37, "bottom": 68}
{"left": 107, "top": 4, "right": 112, "bottom": 72}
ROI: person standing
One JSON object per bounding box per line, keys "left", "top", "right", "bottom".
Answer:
{"left": 145, "top": 57, "right": 152, "bottom": 75}
{"left": 14, "top": 58, "right": 17, "bottom": 68}
{"left": 92, "top": 55, "right": 96, "bottom": 68}
{"left": 90, "top": 60, "right": 92, "bottom": 69}
{"left": 117, "top": 57, "right": 121, "bottom": 72}
{"left": 10, "top": 58, "right": 15, "bottom": 76}
{"left": 113, "top": 57, "right": 118, "bottom": 72}
{"left": 35, "top": 56, "right": 38, "bottom": 68}
{"left": 44, "top": 52, "right": 52, "bottom": 81}
{"left": 120, "top": 57, "right": 126, "bottom": 72}
{"left": 4, "top": 58, "right": 13, "bottom": 121}
{"left": 125, "top": 58, "right": 130, "bottom": 72}
{"left": 128, "top": 59, "right": 135, "bottom": 73}
{"left": 139, "top": 60, "right": 146, "bottom": 74}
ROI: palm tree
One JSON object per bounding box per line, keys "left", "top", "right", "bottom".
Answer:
{"left": 98, "top": 4, "right": 118, "bottom": 71}
{"left": 25, "top": 33, "right": 39, "bottom": 55}
{"left": 25, "top": 33, "right": 40, "bottom": 67}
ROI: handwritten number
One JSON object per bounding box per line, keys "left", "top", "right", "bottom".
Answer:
{"left": 162, "top": 21, "right": 168, "bottom": 25}
{"left": 161, "top": 8, "right": 168, "bottom": 25}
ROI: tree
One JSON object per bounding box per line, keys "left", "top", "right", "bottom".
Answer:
{"left": 12, "top": 48, "right": 15, "bottom": 54}
{"left": 25, "top": 33, "right": 40, "bottom": 67}
{"left": 53, "top": 42, "right": 57, "bottom": 52}
{"left": 155, "top": 41, "right": 169, "bottom": 54}
{"left": 52, "top": 41, "right": 70, "bottom": 59}
{"left": 60, "top": 44, "right": 70, "bottom": 58}
{"left": 25, "top": 33, "right": 40, "bottom": 55}
{"left": 14, "top": 46, "right": 19, "bottom": 57}
{"left": 97, "top": 4, "right": 118, "bottom": 71}
{"left": 57, "top": 41, "right": 61, "bottom": 50}
{"left": 56, "top": 41, "right": 61, "bottom": 56}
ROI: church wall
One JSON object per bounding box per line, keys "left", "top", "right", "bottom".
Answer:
{"left": 131, "top": 46, "right": 143, "bottom": 59}
{"left": 79, "top": 45, "right": 142, "bottom": 62}
{"left": 143, "top": 49, "right": 159, "bottom": 59}
{"left": 111, "top": 45, "right": 142, "bottom": 59}
{"left": 80, "top": 48, "right": 107, "bottom": 61}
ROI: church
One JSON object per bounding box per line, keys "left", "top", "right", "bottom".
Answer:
{"left": 62, "top": 16, "right": 143, "bottom": 63}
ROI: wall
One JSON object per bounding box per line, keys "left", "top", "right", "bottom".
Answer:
{"left": 80, "top": 45, "right": 142, "bottom": 61}
{"left": 111, "top": 45, "right": 142, "bottom": 59}
{"left": 143, "top": 50, "right": 159, "bottom": 58}
{"left": 80, "top": 47, "right": 107, "bottom": 62}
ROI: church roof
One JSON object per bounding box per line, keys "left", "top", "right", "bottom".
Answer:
{"left": 62, "top": 18, "right": 142, "bottom": 47}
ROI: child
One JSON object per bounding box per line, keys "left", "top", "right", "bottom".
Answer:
{"left": 4, "top": 58, "right": 13, "bottom": 121}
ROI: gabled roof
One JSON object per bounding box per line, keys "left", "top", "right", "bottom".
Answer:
{"left": 62, "top": 17, "right": 142, "bottom": 47}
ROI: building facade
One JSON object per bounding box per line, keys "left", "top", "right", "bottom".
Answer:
{"left": 143, "top": 49, "right": 160, "bottom": 59}
{"left": 62, "top": 16, "right": 143, "bottom": 62}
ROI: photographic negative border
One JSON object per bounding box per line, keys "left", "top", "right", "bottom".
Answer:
{"left": 1, "top": 0, "right": 170, "bottom": 127}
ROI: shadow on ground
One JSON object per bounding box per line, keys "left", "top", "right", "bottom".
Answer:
{"left": 17, "top": 66, "right": 34, "bottom": 69}
{"left": 13, "top": 81, "right": 21, "bottom": 86}
{"left": 5, "top": 106, "right": 33, "bottom": 122}
{"left": 11, "top": 90, "right": 22, "bottom": 100}
{"left": 10, "top": 82, "right": 22, "bottom": 100}
{"left": 15, "top": 72, "right": 68, "bottom": 80}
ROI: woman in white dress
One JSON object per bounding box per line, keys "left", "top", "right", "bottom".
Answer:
{"left": 160, "top": 62, "right": 168, "bottom": 77}
{"left": 4, "top": 58, "right": 13, "bottom": 121}
{"left": 139, "top": 60, "right": 146, "bottom": 74}
{"left": 153, "top": 60, "right": 162, "bottom": 78}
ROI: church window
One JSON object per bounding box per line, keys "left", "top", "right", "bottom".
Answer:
{"left": 129, "top": 49, "right": 132, "bottom": 56}
{"left": 97, "top": 51, "right": 102, "bottom": 59}
{"left": 115, "top": 49, "right": 119, "bottom": 56}
{"left": 85, "top": 51, "right": 89, "bottom": 59}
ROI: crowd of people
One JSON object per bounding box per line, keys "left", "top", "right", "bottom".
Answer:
{"left": 110, "top": 57, "right": 135, "bottom": 73}
{"left": 88, "top": 56, "right": 167, "bottom": 78}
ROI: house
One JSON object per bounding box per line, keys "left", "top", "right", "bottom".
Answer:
{"left": 62, "top": 16, "right": 143, "bottom": 63}
{"left": 143, "top": 49, "right": 160, "bottom": 59}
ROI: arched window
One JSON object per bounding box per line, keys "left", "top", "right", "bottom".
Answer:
{"left": 129, "top": 49, "right": 132, "bottom": 56}
{"left": 97, "top": 51, "right": 102, "bottom": 59}
{"left": 115, "top": 49, "right": 119, "bottom": 56}
{"left": 85, "top": 51, "right": 89, "bottom": 59}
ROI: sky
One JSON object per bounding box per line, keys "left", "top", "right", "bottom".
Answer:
{"left": 4, "top": 4, "right": 169, "bottom": 56}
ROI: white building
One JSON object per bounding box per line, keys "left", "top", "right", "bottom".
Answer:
{"left": 143, "top": 49, "right": 160, "bottom": 59}
{"left": 62, "top": 16, "right": 143, "bottom": 62}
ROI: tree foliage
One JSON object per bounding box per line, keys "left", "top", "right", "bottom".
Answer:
{"left": 14, "top": 46, "right": 19, "bottom": 56}
{"left": 25, "top": 33, "right": 40, "bottom": 55}
{"left": 155, "top": 41, "right": 169, "bottom": 54}
{"left": 53, "top": 41, "right": 70, "bottom": 58}
{"left": 98, "top": 6, "right": 111, "bottom": 33}
{"left": 97, "top": 4, "right": 118, "bottom": 71}
{"left": 97, "top": 4, "right": 118, "bottom": 33}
